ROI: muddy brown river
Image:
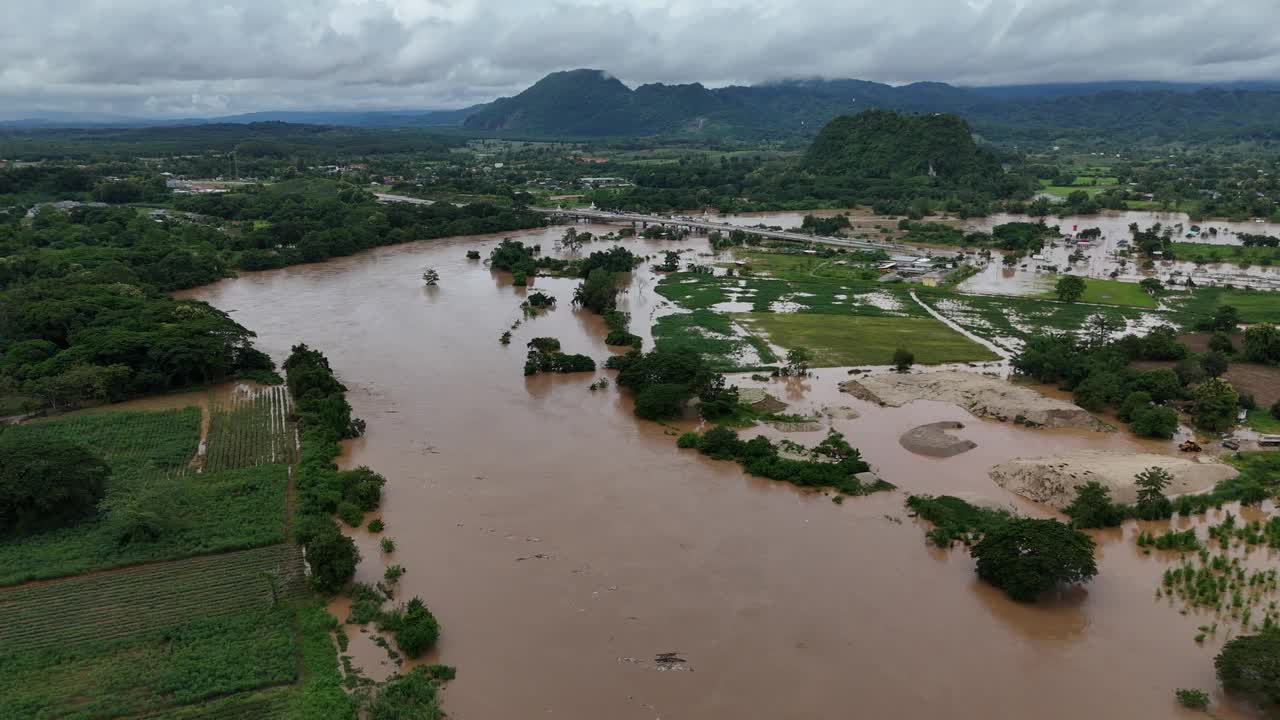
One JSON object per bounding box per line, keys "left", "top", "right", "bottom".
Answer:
{"left": 181, "top": 224, "right": 1272, "bottom": 719}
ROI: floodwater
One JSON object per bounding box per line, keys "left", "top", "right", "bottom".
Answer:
{"left": 181, "top": 225, "right": 1270, "bottom": 719}
{"left": 958, "top": 210, "right": 1280, "bottom": 295}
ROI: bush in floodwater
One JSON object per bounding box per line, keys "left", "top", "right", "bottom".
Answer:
{"left": 380, "top": 597, "right": 440, "bottom": 659}
{"left": 306, "top": 517, "right": 361, "bottom": 594}
{"left": 381, "top": 537, "right": 396, "bottom": 553}
{"left": 905, "top": 494, "right": 1013, "bottom": 547}
{"left": 347, "top": 582, "right": 387, "bottom": 625}
{"left": 970, "top": 518, "right": 1098, "bottom": 602}
{"left": 384, "top": 564, "right": 406, "bottom": 583}
{"left": 676, "top": 432, "right": 700, "bottom": 449}
{"left": 1175, "top": 688, "right": 1210, "bottom": 710}
{"left": 466, "top": 250, "right": 481, "bottom": 260}
{"left": 338, "top": 466, "right": 387, "bottom": 511}
{"left": 368, "top": 518, "right": 384, "bottom": 533}
{"left": 367, "top": 664, "right": 446, "bottom": 720}
{"left": 337, "top": 501, "right": 364, "bottom": 527}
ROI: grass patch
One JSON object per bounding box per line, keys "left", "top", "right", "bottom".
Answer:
{"left": 1171, "top": 287, "right": 1280, "bottom": 325}
{"left": 738, "top": 313, "right": 998, "bottom": 366}
{"left": 1244, "top": 408, "right": 1280, "bottom": 434}
{"left": 1036, "top": 277, "right": 1157, "bottom": 308}
{"left": 727, "top": 249, "right": 884, "bottom": 283}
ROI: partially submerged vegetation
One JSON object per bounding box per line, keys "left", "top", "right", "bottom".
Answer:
{"left": 677, "top": 426, "right": 892, "bottom": 496}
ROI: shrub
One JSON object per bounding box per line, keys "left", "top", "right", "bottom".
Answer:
{"left": 1272, "top": 400, "right": 1280, "bottom": 421}
{"left": 1174, "top": 688, "right": 1210, "bottom": 710}
{"left": 970, "top": 518, "right": 1098, "bottom": 601}
{"left": 367, "top": 664, "right": 444, "bottom": 720}
{"left": 676, "top": 432, "right": 700, "bottom": 449}
{"left": 338, "top": 466, "right": 386, "bottom": 511}
{"left": 368, "top": 518, "right": 385, "bottom": 533}
{"left": 1208, "top": 332, "right": 1235, "bottom": 355}
{"left": 384, "top": 564, "right": 406, "bottom": 582}
{"left": 892, "top": 348, "right": 914, "bottom": 373}
{"left": 336, "top": 501, "right": 364, "bottom": 527}
{"left": 0, "top": 434, "right": 110, "bottom": 536}
{"left": 380, "top": 537, "right": 396, "bottom": 553}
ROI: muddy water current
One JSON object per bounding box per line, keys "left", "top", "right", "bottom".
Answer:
{"left": 181, "top": 225, "right": 1271, "bottom": 719}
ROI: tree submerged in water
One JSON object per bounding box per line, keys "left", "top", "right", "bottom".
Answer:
{"left": 422, "top": 267, "right": 440, "bottom": 286}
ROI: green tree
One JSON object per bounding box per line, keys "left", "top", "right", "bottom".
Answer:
{"left": 1055, "top": 275, "right": 1086, "bottom": 302}
{"left": 305, "top": 518, "right": 360, "bottom": 594}
{"left": 0, "top": 434, "right": 110, "bottom": 536}
{"left": 1134, "top": 466, "right": 1173, "bottom": 520}
{"left": 1139, "top": 277, "right": 1163, "bottom": 295}
{"left": 893, "top": 348, "right": 915, "bottom": 373}
{"left": 1208, "top": 332, "right": 1235, "bottom": 355}
{"left": 1244, "top": 324, "right": 1280, "bottom": 364}
{"left": 1211, "top": 305, "right": 1241, "bottom": 332}
{"left": 970, "top": 518, "right": 1098, "bottom": 601}
{"left": 1215, "top": 629, "right": 1280, "bottom": 708}
{"left": 1130, "top": 406, "right": 1179, "bottom": 439}
{"left": 1193, "top": 377, "right": 1239, "bottom": 432}
{"left": 1201, "top": 351, "right": 1229, "bottom": 378}
{"left": 1063, "top": 481, "right": 1123, "bottom": 528}
{"left": 785, "top": 347, "right": 813, "bottom": 376}
{"left": 1117, "top": 391, "right": 1152, "bottom": 422}
{"left": 572, "top": 268, "right": 618, "bottom": 314}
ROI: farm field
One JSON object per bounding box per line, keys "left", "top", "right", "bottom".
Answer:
{"left": 653, "top": 309, "right": 778, "bottom": 371}
{"left": 205, "top": 384, "right": 299, "bottom": 472}
{"left": 1036, "top": 276, "right": 1158, "bottom": 307}
{"left": 738, "top": 313, "right": 999, "bottom": 366}
{"left": 1171, "top": 241, "right": 1280, "bottom": 266}
{"left": 726, "top": 248, "right": 885, "bottom": 283}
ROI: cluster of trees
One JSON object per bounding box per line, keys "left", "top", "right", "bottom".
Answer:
{"left": 1064, "top": 467, "right": 1176, "bottom": 527}
{"left": 285, "top": 344, "right": 379, "bottom": 594}
{"left": 907, "top": 494, "right": 1097, "bottom": 601}
{"left": 603, "top": 310, "right": 642, "bottom": 348}
{"left": 0, "top": 433, "right": 110, "bottom": 536}
{"left": 173, "top": 180, "right": 545, "bottom": 271}
{"left": 523, "top": 337, "right": 595, "bottom": 376}
{"left": 1012, "top": 327, "right": 1202, "bottom": 437}
{"left": 678, "top": 426, "right": 890, "bottom": 495}
{"left": 608, "top": 347, "right": 739, "bottom": 421}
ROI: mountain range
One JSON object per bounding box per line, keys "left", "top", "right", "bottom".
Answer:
{"left": 8, "top": 69, "right": 1280, "bottom": 143}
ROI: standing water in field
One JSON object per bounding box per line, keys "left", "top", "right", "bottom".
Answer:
{"left": 182, "top": 224, "right": 1268, "bottom": 719}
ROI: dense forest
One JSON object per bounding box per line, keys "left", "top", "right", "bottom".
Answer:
{"left": 0, "top": 177, "right": 545, "bottom": 410}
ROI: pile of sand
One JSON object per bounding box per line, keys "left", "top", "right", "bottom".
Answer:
{"left": 899, "top": 421, "right": 977, "bottom": 457}
{"left": 989, "top": 451, "right": 1239, "bottom": 508}
{"left": 841, "top": 371, "right": 1108, "bottom": 431}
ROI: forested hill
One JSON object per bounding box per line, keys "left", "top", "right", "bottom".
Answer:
{"left": 804, "top": 111, "right": 1001, "bottom": 181}
{"left": 459, "top": 69, "right": 1280, "bottom": 144}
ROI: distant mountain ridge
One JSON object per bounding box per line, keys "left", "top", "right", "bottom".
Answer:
{"left": 8, "top": 69, "right": 1280, "bottom": 143}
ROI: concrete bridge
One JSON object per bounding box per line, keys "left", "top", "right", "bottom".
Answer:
{"left": 538, "top": 206, "right": 925, "bottom": 256}
{"left": 371, "top": 192, "right": 926, "bottom": 257}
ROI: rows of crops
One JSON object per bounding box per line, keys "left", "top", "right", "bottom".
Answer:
{"left": 0, "top": 543, "right": 305, "bottom": 654}
{"left": 3, "top": 609, "right": 297, "bottom": 720}
{"left": 136, "top": 687, "right": 293, "bottom": 720}
{"left": 18, "top": 408, "right": 201, "bottom": 479}
{"left": 204, "top": 385, "right": 298, "bottom": 472}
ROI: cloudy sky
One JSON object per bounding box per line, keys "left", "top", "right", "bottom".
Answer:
{"left": 3, "top": 0, "right": 1278, "bottom": 117}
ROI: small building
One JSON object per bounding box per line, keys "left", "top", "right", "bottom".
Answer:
{"left": 877, "top": 261, "right": 898, "bottom": 273}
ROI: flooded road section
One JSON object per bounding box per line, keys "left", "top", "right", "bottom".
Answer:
{"left": 183, "top": 225, "right": 1267, "bottom": 719}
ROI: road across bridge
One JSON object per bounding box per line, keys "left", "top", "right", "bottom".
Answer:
{"left": 372, "top": 192, "right": 926, "bottom": 257}
{"left": 539, "top": 207, "right": 926, "bottom": 256}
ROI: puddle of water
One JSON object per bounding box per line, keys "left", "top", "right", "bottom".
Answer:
{"left": 179, "top": 224, "right": 1264, "bottom": 720}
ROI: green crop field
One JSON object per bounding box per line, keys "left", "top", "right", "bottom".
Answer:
{"left": 1171, "top": 287, "right": 1280, "bottom": 325}
{"left": 726, "top": 249, "right": 884, "bottom": 283}
{"left": 738, "top": 313, "right": 999, "bottom": 366}
{"left": 0, "top": 462, "right": 289, "bottom": 585}
{"left": 1037, "top": 277, "right": 1158, "bottom": 307}
{"left": 206, "top": 385, "right": 299, "bottom": 472}
{"left": 1, "top": 609, "right": 298, "bottom": 719}
{"left": 0, "top": 543, "right": 305, "bottom": 652}
{"left": 23, "top": 407, "right": 200, "bottom": 477}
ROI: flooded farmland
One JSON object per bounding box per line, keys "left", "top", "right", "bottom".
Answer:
{"left": 181, "top": 224, "right": 1272, "bottom": 719}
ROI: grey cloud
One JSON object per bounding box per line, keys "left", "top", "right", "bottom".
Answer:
{"left": 2, "top": 0, "right": 1280, "bottom": 117}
